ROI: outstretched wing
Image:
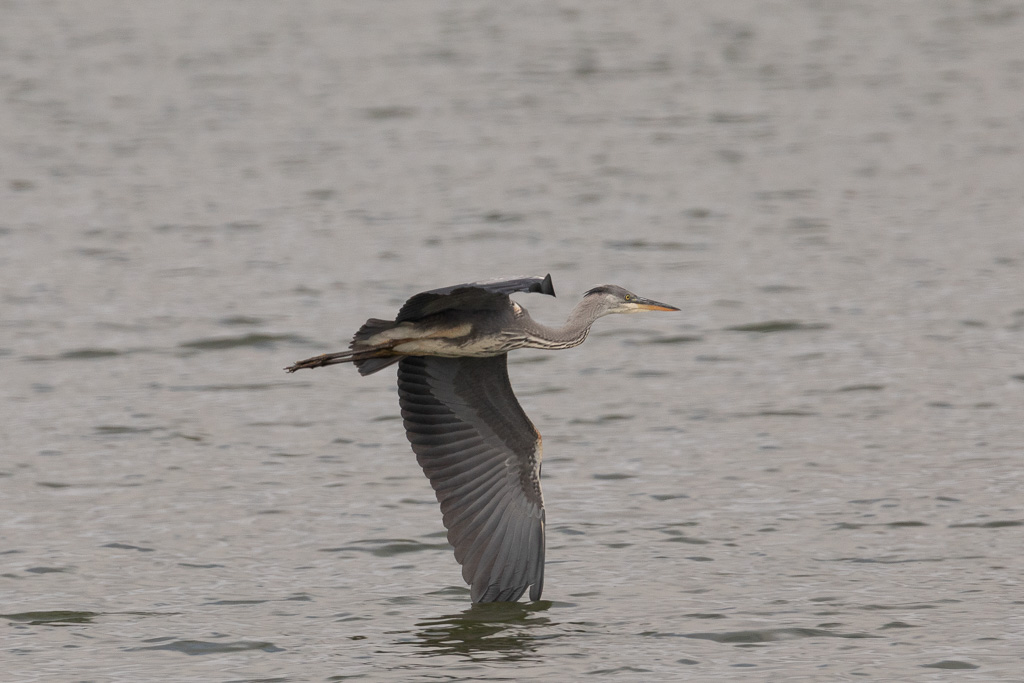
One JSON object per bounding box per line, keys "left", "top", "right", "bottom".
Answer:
{"left": 397, "top": 355, "right": 545, "bottom": 602}
{"left": 396, "top": 274, "right": 555, "bottom": 322}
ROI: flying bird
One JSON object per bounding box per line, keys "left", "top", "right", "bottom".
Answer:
{"left": 286, "top": 274, "right": 678, "bottom": 602}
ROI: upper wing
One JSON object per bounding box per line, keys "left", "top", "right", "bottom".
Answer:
{"left": 396, "top": 274, "right": 555, "bottom": 322}
{"left": 397, "top": 355, "right": 545, "bottom": 602}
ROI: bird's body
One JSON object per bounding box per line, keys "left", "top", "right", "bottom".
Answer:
{"left": 286, "top": 274, "right": 677, "bottom": 602}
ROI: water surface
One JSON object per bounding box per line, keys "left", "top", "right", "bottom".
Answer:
{"left": 2, "top": 1, "right": 1023, "bottom": 680}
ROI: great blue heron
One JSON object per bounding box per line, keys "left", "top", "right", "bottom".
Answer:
{"left": 286, "top": 274, "right": 678, "bottom": 602}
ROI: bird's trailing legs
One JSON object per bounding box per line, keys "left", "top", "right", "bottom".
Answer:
{"left": 285, "top": 351, "right": 355, "bottom": 372}
{"left": 286, "top": 347, "right": 392, "bottom": 373}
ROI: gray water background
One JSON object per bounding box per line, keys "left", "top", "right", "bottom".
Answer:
{"left": 2, "top": 1, "right": 1023, "bottom": 680}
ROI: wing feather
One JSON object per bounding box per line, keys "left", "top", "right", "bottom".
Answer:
{"left": 397, "top": 355, "right": 545, "bottom": 603}
{"left": 433, "top": 456, "right": 507, "bottom": 494}
{"left": 445, "top": 472, "right": 515, "bottom": 554}
{"left": 467, "top": 502, "right": 516, "bottom": 594}
{"left": 498, "top": 509, "right": 528, "bottom": 589}
{"left": 396, "top": 274, "right": 555, "bottom": 323}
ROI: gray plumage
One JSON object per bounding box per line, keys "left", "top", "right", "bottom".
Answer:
{"left": 286, "top": 274, "right": 678, "bottom": 602}
{"left": 398, "top": 355, "right": 545, "bottom": 602}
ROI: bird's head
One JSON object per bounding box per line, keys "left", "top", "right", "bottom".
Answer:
{"left": 583, "top": 285, "right": 680, "bottom": 316}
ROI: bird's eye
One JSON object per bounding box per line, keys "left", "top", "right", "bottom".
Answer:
{"left": 624, "top": 294, "right": 632, "bottom": 301}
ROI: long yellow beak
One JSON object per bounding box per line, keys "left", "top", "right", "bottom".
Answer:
{"left": 633, "top": 296, "right": 680, "bottom": 312}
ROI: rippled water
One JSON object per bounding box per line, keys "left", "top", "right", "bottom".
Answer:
{"left": 3, "top": 1, "right": 1023, "bottom": 680}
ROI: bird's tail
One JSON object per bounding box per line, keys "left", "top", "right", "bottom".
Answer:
{"left": 350, "top": 318, "right": 403, "bottom": 375}
{"left": 285, "top": 318, "right": 403, "bottom": 375}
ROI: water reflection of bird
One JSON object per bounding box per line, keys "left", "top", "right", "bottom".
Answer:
{"left": 413, "top": 602, "right": 550, "bottom": 659}
{"left": 286, "top": 275, "right": 678, "bottom": 602}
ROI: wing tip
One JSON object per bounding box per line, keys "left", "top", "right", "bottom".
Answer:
{"left": 471, "top": 581, "right": 533, "bottom": 603}
{"left": 536, "top": 273, "right": 555, "bottom": 297}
